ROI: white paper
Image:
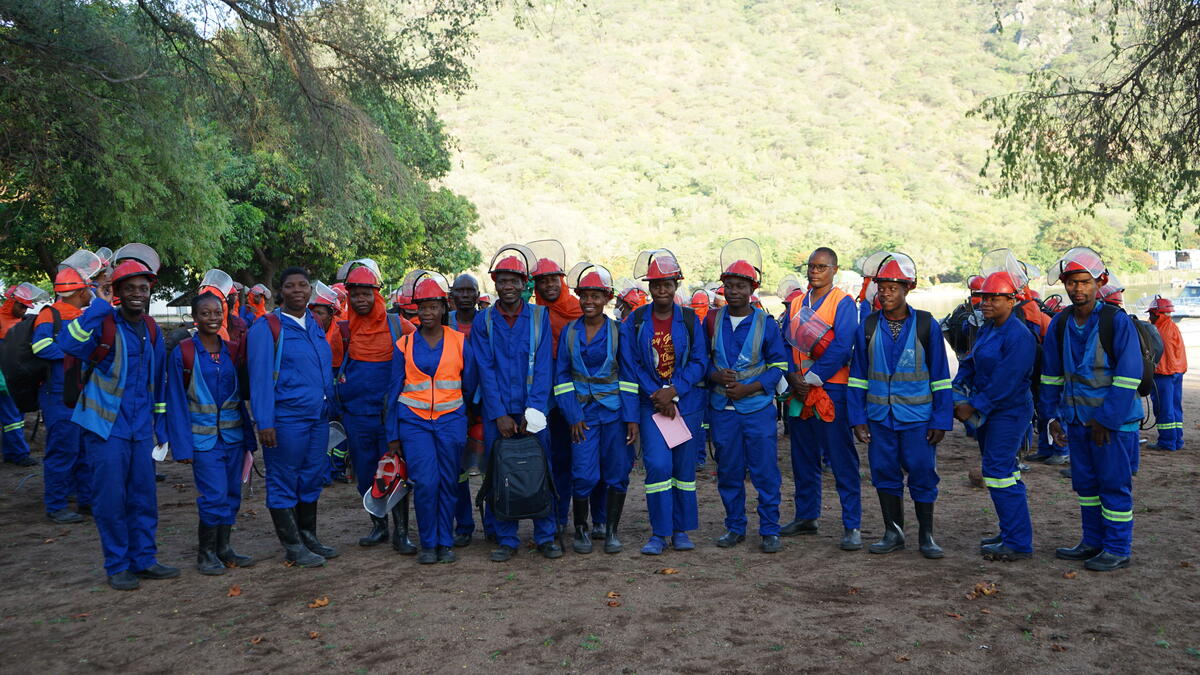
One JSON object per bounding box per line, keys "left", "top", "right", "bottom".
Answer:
{"left": 524, "top": 407, "right": 547, "bottom": 434}
{"left": 152, "top": 443, "right": 169, "bottom": 462}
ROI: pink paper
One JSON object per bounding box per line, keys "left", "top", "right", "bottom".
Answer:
{"left": 652, "top": 406, "right": 693, "bottom": 448}
{"left": 241, "top": 451, "right": 254, "bottom": 484}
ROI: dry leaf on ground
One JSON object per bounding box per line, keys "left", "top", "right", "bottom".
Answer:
{"left": 655, "top": 568, "right": 679, "bottom": 575}
{"left": 309, "top": 631, "right": 320, "bottom": 640}
{"left": 847, "top": 587, "right": 860, "bottom": 595}
{"left": 945, "top": 612, "right": 963, "bottom": 619}
{"left": 1063, "top": 571, "right": 1078, "bottom": 579}
{"left": 895, "top": 654, "right": 911, "bottom": 663}
{"left": 227, "top": 584, "right": 242, "bottom": 597}
{"left": 607, "top": 600, "right": 622, "bottom": 607}
{"left": 1050, "top": 644, "right": 1068, "bottom": 652}
{"left": 606, "top": 591, "right": 620, "bottom": 599}
{"left": 249, "top": 636, "right": 264, "bottom": 645}
{"left": 308, "top": 596, "right": 330, "bottom": 608}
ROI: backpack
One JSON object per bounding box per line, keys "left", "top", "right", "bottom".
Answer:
{"left": 0, "top": 307, "right": 61, "bottom": 413}
{"left": 476, "top": 433, "right": 555, "bottom": 521}
{"left": 939, "top": 302, "right": 978, "bottom": 357}
{"left": 1053, "top": 303, "right": 1158, "bottom": 397}
{"left": 177, "top": 335, "right": 246, "bottom": 391}
{"left": 63, "top": 314, "right": 159, "bottom": 408}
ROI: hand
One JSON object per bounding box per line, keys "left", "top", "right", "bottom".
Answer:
{"left": 388, "top": 440, "right": 401, "bottom": 456}
{"left": 571, "top": 421, "right": 590, "bottom": 444}
{"left": 853, "top": 424, "right": 871, "bottom": 444}
{"left": 258, "top": 427, "right": 277, "bottom": 448}
{"left": 927, "top": 428, "right": 946, "bottom": 445}
{"left": 786, "top": 372, "right": 810, "bottom": 398}
{"left": 953, "top": 403, "right": 977, "bottom": 423}
{"left": 626, "top": 422, "right": 639, "bottom": 445}
{"left": 1049, "top": 419, "right": 1068, "bottom": 447}
{"left": 712, "top": 369, "right": 737, "bottom": 387}
{"left": 725, "top": 382, "right": 760, "bottom": 401}
{"left": 175, "top": 459, "right": 192, "bottom": 465}
{"left": 496, "top": 415, "right": 517, "bottom": 438}
{"left": 96, "top": 281, "right": 113, "bottom": 303}
{"left": 649, "top": 386, "right": 678, "bottom": 410}
{"left": 654, "top": 399, "right": 677, "bottom": 419}
{"left": 1087, "top": 418, "right": 1111, "bottom": 446}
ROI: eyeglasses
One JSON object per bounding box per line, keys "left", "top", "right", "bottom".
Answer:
{"left": 797, "top": 264, "right": 836, "bottom": 273}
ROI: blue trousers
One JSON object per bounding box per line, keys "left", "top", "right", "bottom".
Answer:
{"left": 1151, "top": 373, "right": 1184, "bottom": 450}
{"left": 788, "top": 387, "right": 861, "bottom": 529}
{"left": 977, "top": 412, "right": 1033, "bottom": 553}
{"left": 695, "top": 410, "right": 710, "bottom": 465}
{"left": 193, "top": 440, "right": 245, "bottom": 526}
{"left": 83, "top": 432, "right": 158, "bottom": 575}
{"left": 0, "top": 392, "right": 30, "bottom": 461}
{"left": 548, "top": 408, "right": 572, "bottom": 527}
{"left": 344, "top": 413, "right": 388, "bottom": 497}
{"left": 590, "top": 483, "right": 607, "bottom": 526}
{"left": 329, "top": 437, "right": 349, "bottom": 479}
{"left": 867, "top": 422, "right": 939, "bottom": 503}
{"left": 482, "top": 417, "right": 557, "bottom": 548}
{"left": 571, "top": 419, "right": 633, "bottom": 498}
{"left": 41, "top": 398, "right": 91, "bottom": 513}
{"left": 402, "top": 414, "right": 465, "bottom": 549}
{"left": 262, "top": 418, "right": 328, "bottom": 509}
{"left": 1066, "top": 424, "right": 1134, "bottom": 556}
{"left": 712, "top": 405, "right": 781, "bottom": 536}
{"left": 455, "top": 467, "right": 475, "bottom": 536}
{"left": 641, "top": 407, "right": 699, "bottom": 537}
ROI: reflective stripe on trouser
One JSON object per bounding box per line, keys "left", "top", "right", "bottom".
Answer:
{"left": 482, "top": 417, "right": 557, "bottom": 548}
{"left": 1066, "top": 424, "right": 1135, "bottom": 557}
{"left": 42, "top": 413, "right": 92, "bottom": 513}
{"left": 401, "top": 411, "right": 466, "bottom": 549}
{"left": 82, "top": 431, "right": 158, "bottom": 576}
{"left": 548, "top": 409, "right": 573, "bottom": 526}
{"left": 712, "top": 405, "right": 781, "bottom": 536}
{"left": 343, "top": 414, "right": 389, "bottom": 497}
{"left": 261, "top": 418, "right": 329, "bottom": 509}
{"left": 641, "top": 407, "right": 700, "bottom": 537}
{"left": 1151, "top": 373, "right": 1183, "bottom": 450}
{"left": 329, "top": 438, "right": 349, "bottom": 476}
{"left": 0, "top": 392, "right": 31, "bottom": 461}
{"left": 977, "top": 412, "right": 1033, "bottom": 553}
{"left": 788, "top": 386, "right": 861, "bottom": 529}
{"left": 192, "top": 440, "right": 244, "bottom": 526}
{"left": 866, "top": 422, "right": 940, "bottom": 503}
{"left": 570, "top": 418, "right": 634, "bottom": 498}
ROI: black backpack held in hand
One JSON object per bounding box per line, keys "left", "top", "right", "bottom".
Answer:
{"left": 476, "top": 433, "right": 555, "bottom": 521}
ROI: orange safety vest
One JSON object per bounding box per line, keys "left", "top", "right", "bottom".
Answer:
{"left": 788, "top": 286, "right": 850, "bottom": 385}
{"left": 395, "top": 327, "right": 465, "bottom": 420}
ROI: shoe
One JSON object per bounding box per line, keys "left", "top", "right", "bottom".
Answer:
{"left": 671, "top": 532, "right": 695, "bottom": 551}
{"left": 538, "top": 541, "right": 563, "bottom": 559}
{"left": 155, "top": 473, "right": 166, "bottom": 482}
{"left": 269, "top": 507, "right": 325, "bottom": 568}
{"left": 390, "top": 497, "right": 417, "bottom": 555}
{"left": 358, "top": 515, "right": 390, "bottom": 547}
{"left": 868, "top": 491, "right": 906, "bottom": 554}
{"left": 197, "top": 525, "right": 226, "bottom": 576}
{"left": 1059, "top": 468, "right": 1072, "bottom": 479}
{"left": 1145, "top": 443, "right": 1172, "bottom": 451}
{"left": 453, "top": 533, "right": 472, "bottom": 548}
{"left": 133, "top": 563, "right": 181, "bottom": 580}
{"left": 840, "top": 528, "right": 862, "bottom": 551}
{"left": 47, "top": 508, "right": 84, "bottom": 524}
{"left": 590, "top": 523, "right": 606, "bottom": 540}
{"left": 1044, "top": 454, "right": 1070, "bottom": 465}
{"left": 417, "top": 548, "right": 437, "bottom": 564}
{"left": 640, "top": 535, "right": 668, "bottom": 555}
{"left": 981, "top": 542, "right": 1032, "bottom": 561}
{"left": 1023, "top": 452, "right": 1053, "bottom": 462}
{"left": 5, "top": 456, "right": 37, "bottom": 467}
{"left": 1084, "top": 550, "right": 1130, "bottom": 571}
{"left": 76, "top": 504, "right": 92, "bottom": 516}
{"left": 1017, "top": 462, "right": 1031, "bottom": 472}
{"left": 716, "top": 531, "right": 745, "bottom": 548}
{"left": 1055, "top": 541, "right": 1102, "bottom": 561}
{"left": 108, "top": 571, "right": 140, "bottom": 591}
{"left": 490, "top": 545, "right": 516, "bottom": 562}
{"left": 779, "top": 518, "right": 819, "bottom": 536}
{"left": 914, "top": 501, "right": 943, "bottom": 559}
{"left": 484, "top": 530, "right": 497, "bottom": 544}
{"left": 604, "top": 488, "right": 626, "bottom": 554}
{"left": 296, "top": 501, "right": 339, "bottom": 559}
{"left": 215, "top": 525, "right": 254, "bottom": 568}
{"left": 980, "top": 533, "right": 1002, "bottom": 548}
{"left": 761, "top": 535, "right": 782, "bottom": 553}
{"left": 437, "top": 546, "right": 457, "bottom": 563}
{"left": 572, "top": 497, "right": 593, "bottom": 554}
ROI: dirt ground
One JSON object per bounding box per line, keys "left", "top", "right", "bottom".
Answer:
{"left": 2, "top": 381, "right": 1199, "bottom": 672}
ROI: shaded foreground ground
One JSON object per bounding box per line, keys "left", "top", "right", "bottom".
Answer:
{"left": 1, "top": 384, "right": 1199, "bottom": 672}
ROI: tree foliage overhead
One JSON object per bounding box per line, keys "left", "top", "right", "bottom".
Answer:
{"left": 0, "top": 0, "right": 492, "bottom": 290}
{"left": 974, "top": 1, "right": 1200, "bottom": 241}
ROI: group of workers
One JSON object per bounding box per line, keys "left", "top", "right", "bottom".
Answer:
{"left": 0, "top": 238, "right": 1185, "bottom": 591}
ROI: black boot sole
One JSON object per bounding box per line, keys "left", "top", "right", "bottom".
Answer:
{"left": 868, "top": 542, "right": 905, "bottom": 554}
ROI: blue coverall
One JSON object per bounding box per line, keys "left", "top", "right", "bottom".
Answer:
{"left": 32, "top": 304, "right": 91, "bottom": 513}
{"left": 335, "top": 329, "right": 395, "bottom": 498}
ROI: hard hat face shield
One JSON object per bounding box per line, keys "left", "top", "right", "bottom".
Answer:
{"left": 338, "top": 258, "right": 384, "bottom": 288}
{"left": 56, "top": 249, "right": 104, "bottom": 292}
{"left": 633, "top": 249, "right": 684, "bottom": 281}
{"left": 199, "top": 269, "right": 235, "bottom": 299}
{"left": 401, "top": 269, "right": 451, "bottom": 303}
{"left": 528, "top": 239, "right": 568, "bottom": 278}
{"left": 308, "top": 281, "right": 340, "bottom": 308}
{"left": 979, "top": 249, "right": 1029, "bottom": 292}
{"left": 719, "top": 238, "right": 763, "bottom": 288}
{"left": 567, "top": 262, "right": 614, "bottom": 295}
{"left": 873, "top": 252, "right": 918, "bottom": 287}
{"left": 489, "top": 243, "right": 536, "bottom": 281}
{"left": 1050, "top": 246, "right": 1107, "bottom": 285}
{"left": 6, "top": 282, "right": 50, "bottom": 307}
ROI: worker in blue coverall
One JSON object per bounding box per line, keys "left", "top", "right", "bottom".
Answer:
{"left": 55, "top": 247, "right": 180, "bottom": 590}
{"left": 1040, "top": 247, "right": 1144, "bottom": 572}
{"left": 332, "top": 260, "right": 417, "bottom": 553}
{"left": 849, "top": 253, "right": 953, "bottom": 560}
{"left": 952, "top": 270, "right": 1037, "bottom": 561}
{"left": 448, "top": 273, "right": 481, "bottom": 546}
{"left": 386, "top": 271, "right": 476, "bottom": 564}
{"left": 707, "top": 255, "right": 788, "bottom": 554}
{"left": 33, "top": 255, "right": 98, "bottom": 523}
{"left": 553, "top": 263, "right": 639, "bottom": 555}
{"left": 618, "top": 249, "right": 708, "bottom": 556}
{"left": 780, "top": 247, "right": 863, "bottom": 551}
{"left": 471, "top": 247, "right": 561, "bottom": 562}
{"left": 0, "top": 283, "right": 42, "bottom": 466}
{"left": 165, "top": 291, "right": 257, "bottom": 575}
{"left": 247, "top": 267, "right": 337, "bottom": 569}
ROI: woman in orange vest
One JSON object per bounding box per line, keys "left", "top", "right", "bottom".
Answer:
{"left": 386, "top": 271, "right": 476, "bottom": 564}
{"left": 1147, "top": 296, "right": 1187, "bottom": 451}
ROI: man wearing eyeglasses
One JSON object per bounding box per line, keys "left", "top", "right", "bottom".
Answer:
{"left": 780, "top": 248, "right": 863, "bottom": 551}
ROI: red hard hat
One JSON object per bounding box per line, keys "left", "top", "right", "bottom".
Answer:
{"left": 413, "top": 278, "right": 448, "bottom": 302}
{"left": 979, "top": 271, "right": 1017, "bottom": 296}
{"left": 491, "top": 255, "right": 528, "bottom": 279}
{"left": 111, "top": 259, "right": 156, "bottom": 286}
{"left": 967, "top": 275, "right": 984, "bottom": 292}
{"left": 1151, "top": 295, "right": 1175, "bottom": 314}
{"left": 645, "top": 257, "right": 683, "bottom": 281}
{"left": 1043, "top": 295, "right": 1063, "bottom": 312}
{"left": 721, "top": 260, "right": 761, "bottom": 287}
{"left": 250, "top": 283, "right": 270, "bottom": 297}
{"left": 575, "top": 270, "right": 612, "bottom": 293}
{"left": 53, "top": 268, "right": 88, "bottom": 293}
{"left": 875, "top": 259, "right": 915, "bottom": 285}
{"left": 345, "top": 265, "right": 381, "bottom": 288}
{"left": 532, "top": 258, "right": 565, "bottom": 278}
{"left": 690, "top": 289, "right": 710, "bottom": 307}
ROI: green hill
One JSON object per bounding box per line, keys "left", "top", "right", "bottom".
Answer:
{"left": 438, "top": 0, "right": 1160, "bottom": 285}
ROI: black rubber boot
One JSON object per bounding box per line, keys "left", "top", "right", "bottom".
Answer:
{"left": 914, "top": 501, "right": 943, "bottom": 559}
{"left": 359, "top": 515, "right": 390, "bottom": 547}
{"left": 295, "top": 501, "right": 339, "bottom": 559}
{"left": 391, "top": 496, "right": 417, "bottom": 555}
{"left": 269, "top": 508, "right": 324, "bottom": 567}
{"left": 603, "top": 488, "right": 626, "bottom": 554}
{"left": 780, "top": 518, "right": 819, "bottom": 536}
{"left": 215, "top": 525, "right": 254, "bottom": 568}
{"left": 868, "top": 491, "right": 906, "bottom": 554}
{"left": 840, "top": 528, "right": 862, "bottom": 551}
{"left": 572, "top": 497, "right": 593, "bottom": 554}
{"left": 197, "top": 524, "right": 226, "bottom": 576}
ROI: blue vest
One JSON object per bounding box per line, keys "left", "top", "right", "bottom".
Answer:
{"left": 72, "top": 319, "right": 155, "bottom": 440}
{"left": 563, "top": 318, "right": 620, "bottom": 412}
{"left": 709, "top": 307, "right": 772, "bottom": 413}
{"left": 1060, "top": 318, "right": 1140, "bottom": 426}
{"left": 866, "top": 317, "right": 933, "bottom": 423}
{"left": 185, "top": 348, "right": 244, "bottom": 451}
